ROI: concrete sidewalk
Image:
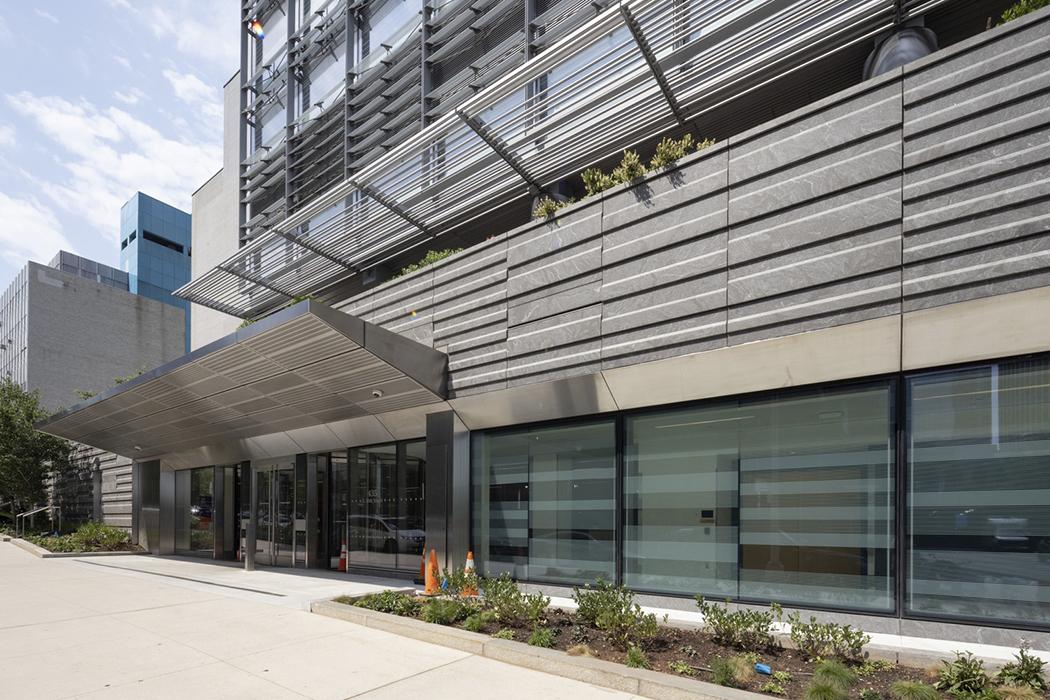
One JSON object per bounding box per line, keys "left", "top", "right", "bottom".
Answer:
{"left": 0, "top": 543, "right": 640, "bottom": 699}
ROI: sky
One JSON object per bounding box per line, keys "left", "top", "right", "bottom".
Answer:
{"left": 0, "top": 0, "right": 240, "bottom": 289}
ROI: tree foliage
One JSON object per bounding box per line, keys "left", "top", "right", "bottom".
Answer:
{"left": 0, "top": 378, "right": 73, "bottom": 513}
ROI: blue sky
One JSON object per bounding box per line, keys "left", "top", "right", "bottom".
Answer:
{"left": 0, "top": 1, "right": 239, "bottom": 288}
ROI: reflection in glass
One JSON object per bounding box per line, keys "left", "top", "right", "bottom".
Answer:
{"left": 350, "top": 445, "right": 399, "bottom": 568}
{"left": 908, "top": 359, "right": 1050, "bottom": 625}
{"left": 625, "top": 384, "right": 894, "bottom": 611}
{"left": 175, "top": 467, "right": 214, "bottom": 556}
{"left": 473, "top": 421, "right": 616, "bottom": 584}
{"left": 399, "top": 441, "right": 427, "bottom": 571}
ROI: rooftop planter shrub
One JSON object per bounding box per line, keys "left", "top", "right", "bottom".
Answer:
{"left": 1000, "top": 0, "right": 1050, "bottom": 24}
{"left": 394, "top": 248, "right": 462, "bottom": 278}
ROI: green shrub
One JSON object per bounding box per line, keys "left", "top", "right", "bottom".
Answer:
{"left": 712, "top": 656, "right": 752, "bottom": 688}
{"left": 762, "top": 681, "right": 788, "bottom": 696}
{"left": 649, "top": 134, "right": 695, "bottom": 169}
{"left": 439, "top": 567, "right": 479, "bottom": 597}
{"left": 669, "top": 660, "right": 697, "bottom": 676}
{"left": 997, "top": 644, "right": 1047, "bottom": 691}
{"left": 349, "top": 590, "right": 422, "bottom": 617}
{"left": 804, "top": 682, "right": 849, "bottom": 700}
{"left": 479, "top": 573, "right": 550, "bottom": 624}
{"left": 696, "top": 597, "right": 782, "bottom": 651}
{"left": 773, "top": 670, "right": 793, "bottom": 683}
{"left": 395, "top": 248, "right": 462, "bottom": 278}
{"left": 813, "top": 659, "right": 858, "bottom": 691}
{"left": 937, "top": 652, "right": 991, "bottom": 698}
{"left": 491, "top": 628, "right": 515, "bottom": 640}
{"left": 527, "top": 624, "right": 556, "bottom": 648}
{"left": 696, "top": 137, "right": 716, "bottom": 152}
{"left": 421, "top": 598, "right": 473, "bottom": 625}
{"left": 25, "top": 522, "right": 134, "bottom": 553}
{"left": 890, "top": 681, "right": 941, "bottom": 700}
{"left": 1000, "top": 0, "right": 1050, "bottom": 24}
{"left": 611, "top": 149, "right": 647, "bottom": 185}
{"left": 463, "top": 611, "right": 495, "bottom": 633}
{"left": 581, "top": 167, "right": 615, "bottom": 197}
{"left": 532, "top": 196, "right": 570, "bottom": 220}
{"left": 788, "top": 612, "right": 870, "bottom": 662}
{"left": 574, "top": 580, "right": 657, "bottom": 649}
{"left": 859, "top": 660, "right": 893, "bottom": 677}
{"left": 625, "top": 645, "right": 650, "bottom": 669}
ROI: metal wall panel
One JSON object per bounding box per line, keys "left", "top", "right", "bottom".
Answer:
{"left": 132, "top": 460, "right": 160, "bottom": 554}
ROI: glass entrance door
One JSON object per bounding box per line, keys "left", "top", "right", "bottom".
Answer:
{"left": 255, "top": 463, "right": 300, "bottom": 567}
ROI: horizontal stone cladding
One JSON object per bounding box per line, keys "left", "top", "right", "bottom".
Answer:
{"left": 902, "top": 12, "right": 1050, "bottom": 311}
{"left": 330, "top": 9, "right": 1050, "bottom": 397}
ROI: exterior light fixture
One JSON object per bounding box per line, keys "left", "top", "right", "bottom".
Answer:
{"left": 371, "top": 389, "right": 384, "bottom": 399}
{"left": 246, "top": 18, "right": 265, "bottom": 39}
{"left": 133, "top": 445, "right": 142, "bottom": 451}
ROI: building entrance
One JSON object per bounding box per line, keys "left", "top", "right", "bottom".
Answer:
{"left": 253, "top": 462, "right": 305, "bottom": 567}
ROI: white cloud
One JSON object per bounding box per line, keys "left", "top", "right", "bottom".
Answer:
{"left": 7, "top": 92, "right": 221, "bottom": 241}
{"left": 0, "top": 124, "right": 14, "bottom": 147}
{"left": 113, "top": 88, "right": 144, "bottom": 105}
{"left": 162, "top": 69, "right": 223, "bottom": 123}
{"left": 112, "top": 54, "right": 132, "bottom": 70}
{"left": 33, "top": 8, "right": 59, "bottom": 24}
{"left": 0, "top": 193, "right": 73, "bottom": 267}
{"left": 119, "top": 1, "right": 238, "bottom": 74}
{"left": 0, "top": 15, "right": 11, "bottom": 41}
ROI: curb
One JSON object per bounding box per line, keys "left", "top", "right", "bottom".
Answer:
{"left": 312, "top": 599, "right": 767, "bottom": 700}
{"left": 9, "top": 538, "right": 148, "bottom": 559}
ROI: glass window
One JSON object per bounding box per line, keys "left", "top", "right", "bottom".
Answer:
{"left": 472, "top": 421, "right": 616, "bottom": 585}
{"left": 625, "top": 383, "right": 895, "bottom": 612}
{"left": 907, "top": 358, "right": 1050, "bottom": 626}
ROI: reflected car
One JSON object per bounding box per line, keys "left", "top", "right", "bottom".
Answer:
{"left": 347, "top": 515, "right": 425, "bottom": 553}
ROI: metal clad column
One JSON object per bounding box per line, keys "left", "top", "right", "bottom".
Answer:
{"left": 213, "top": 465, "right": 225, "bottom": 560}
{"left": 133, "top": 460, "right": 160, "bottom": 554}
{"left": 159, "top": 468, "right": 175, "bottom": 555}
{"left": 245, "top": 465, "right": 257, "bottom": 571}
{"left": 425, "top": 411, "right": 470, "bottom": 571}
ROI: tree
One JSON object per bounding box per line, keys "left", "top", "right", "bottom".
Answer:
{"left": 0, "top": 378, "right": 73, "bottom": 515}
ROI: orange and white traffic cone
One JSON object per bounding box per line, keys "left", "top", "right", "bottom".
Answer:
{"left": 463, "top": 550, "right": 478, "bottom": 597}
{"left": 424, "top": 549, "right": 440, "bottom": 596}
{"left": 339, "top": 539, "right": 348, "bottom": 572}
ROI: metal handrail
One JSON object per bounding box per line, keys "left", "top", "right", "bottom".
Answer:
{"left": 14, "top": 505, "right": 59, "bottom": 537}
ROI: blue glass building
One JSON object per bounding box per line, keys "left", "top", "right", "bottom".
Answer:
{"left": 119, "top": 193, "right": 191, "bottom": 351}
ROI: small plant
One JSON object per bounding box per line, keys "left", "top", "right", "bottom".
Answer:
{"left": 890, "top": 681, "right": 942, "bottom": 700}
{"left": 696, "top": 137, "right": 716, "bottom": 151}
{"left": 480, "top": 573, "right": 550, "bottom": 624}
{"left": 492, "top": 628, "right": 515, "bottom": 640}
{"left": 625, "top": 645, "right": 650, "bottom": 669}
{"left": 463, "top": 611, "right": 494, "bottom": 633}
{"left": 697, "top": 597, "right": 782, "bottom": 651}
{"left": 814, "top": 659, "right": 859, "bottom": 691}
{"left": 527, "top": 624, "right": 556, "bottom": 648}
{"left": 859, "top": 660, "right": 894, "bottom": 677}
{"left": 569, "top": 625, "right": 589, "bottom": 645}
{"left": 712, "top": 655, "right": 753, "bottom": 688}
{"left": 532, "top": 196, "right": 570, "bottom": 220}
{"left": 860, "top": 689, "right": 884, "bottom": 700}
{"left": 439, "top": 566, "right": 480, "bottom": 597}
{"left": 804, "top": 682, "right": 849, "bottom": 700}
{"left": 421, "top": 597, "right": 473, "bottom": 625}
{"left": 649, "top": 134, "right": 695, "bottom": 169}
{"left": 567, "top": 644, "right": 596, "bottom": 657}
{"left": 997, "top": 685, "right": 1040, "bottom": 700}
{"left": 997, "top": 644, "right": 1047, "bottom": 691}
{"left": 788, "top": 612, "right": 871, "bottom": 662}
{"left": 762, "top": 681, "right": 788, "bottom": 696}
{"left": 773, "top": 670, "right": 794, "bottom": 683}
{"left": 937, "top": 652, "right": 991, "bottom": 698}
{"left": 395, "top": 248, "right": 462, "bottom": 278}
{"left": 611, "top": 149, "right": 647, "bottom": 184}
{"left": 347, "top": 590, "right": 422, "bottom": 617}
{"left": 669, "top": 660, "right": 698, "bottom": 676}
{"left": 679, "top": 644, "right": 699, "bottom": 659}
{"left": 581, "top": 167, "right": 615, "bottom": 196}
{"left": 1000, "top": 0, "right": 1050, "bottom": 24}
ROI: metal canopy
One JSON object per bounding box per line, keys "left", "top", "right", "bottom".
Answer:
{"left": 179, "top": 0, "right": 953, "bottom": 319}
{"left": 36, "top": 300, "right": 448, "bottom": 461}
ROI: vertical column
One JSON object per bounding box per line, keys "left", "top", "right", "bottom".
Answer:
{"left": 425, "top": 410, "right": 470, "bottom": 571}
{"left": 306, "top": 454, "right": 320, "bottom": 568}
{"left": 245, "top": 465, "right": 257, "bottom": 571}
{"left": 159, "top": 468, "right": 175, "bottom": 555}
{"left": 132, "top": 460, "right": 160, "bottom": 553}
{"left": 213, "top": 466, "right": 225, "bottom": 560}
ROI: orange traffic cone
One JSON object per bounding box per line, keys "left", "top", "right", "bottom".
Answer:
{"left": 424, "top": 549, "right": 440, "bottom": 595}
{"left": 463, "top": 550, "right": 478, "bottom": 597}
{"left": 339, "top": 539, "right": 348, "bottom": 572}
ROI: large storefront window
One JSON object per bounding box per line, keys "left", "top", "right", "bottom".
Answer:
{"left": 907, "top": 358, "right": 1050, "bottom": 626}
{"left": 625, "top": 383, "right": 895, "bottom": 611}
{"left": 175, "top": 467, "right": 214, "bottom": 556}
{"left": 472, "top": 421, "right": 616, "bottom": 585}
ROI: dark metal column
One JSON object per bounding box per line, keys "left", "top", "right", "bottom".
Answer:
{"left": 306, "top": 454, "right": 320, "bottom": 568}
{"left": 425, "top": 410, "right": 470, "bottom": 572}
{"left": 213, "top": 465, "right": 225, "bottom": 560}
{"left": 132, "top": 460, "right": 160, "bottom": 554}
{"left": 159, "top": 468, "right": 175, "bottom": 555}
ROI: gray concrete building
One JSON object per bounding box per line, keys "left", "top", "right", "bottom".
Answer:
{"left": 2, "top": 253, "right": 185, "bottom": 528}
{"left": 40, "top": 1, "right": 1050, "bottom": 648}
